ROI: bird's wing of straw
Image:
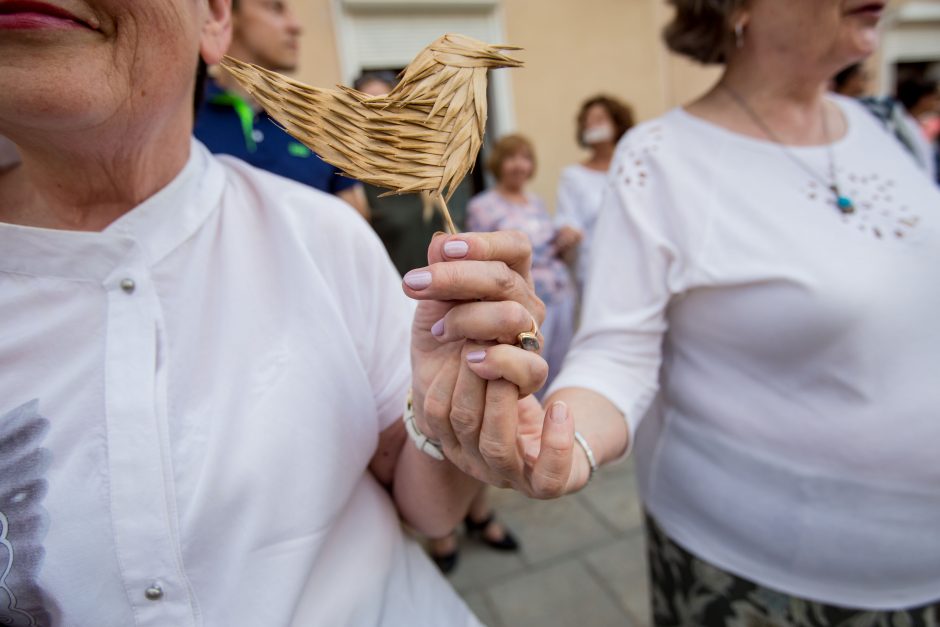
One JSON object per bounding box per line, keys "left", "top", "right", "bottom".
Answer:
{"left": 220, "top": 36, "right": 496, "bottom": 208}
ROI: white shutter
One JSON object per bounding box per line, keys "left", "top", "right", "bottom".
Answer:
{"left": 345, "top": 10, "right": 496, "bottom": 70}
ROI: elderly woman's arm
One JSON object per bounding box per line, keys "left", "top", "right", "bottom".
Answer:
{"left": 370, "top": 421, "right": 481, "bottom": 537}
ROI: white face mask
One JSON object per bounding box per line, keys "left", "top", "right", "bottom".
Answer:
{"left": 582, "top": 124, "right": 615, "bottom": 145}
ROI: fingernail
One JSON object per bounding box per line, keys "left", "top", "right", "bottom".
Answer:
{"left": 404, "top": 270, "right": 432, "bottom": 290}
{"left": 467, "top": 350, "right": 487, "bottom": 364}
{"left": 431, "top": 318, "right": 445, "bottom": 337}
{"left": 550, "top": 402, "right": 568, "bottom": 424}
{"left": 443, "top": 239, "right": 469, "bottom": 258}
{"left": 524, "top": 443, "right": 539, "bottom": 462}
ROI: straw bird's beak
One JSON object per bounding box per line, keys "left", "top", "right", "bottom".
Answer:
{"left": 487, "top": 45, "right": 524, "bottom": 68}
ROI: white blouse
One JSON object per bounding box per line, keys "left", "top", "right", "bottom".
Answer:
{"left": 555, "top": 163, "right": 609, "bottom": 286}
{"left": 0, "top": 141, "right": 478, "bottom": 626}
{"left": 550, "top": 96, "right": 940, "bottom": 609}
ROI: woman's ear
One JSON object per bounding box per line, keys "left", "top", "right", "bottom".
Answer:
{"left": 200, "top": 0, "right": 233, "bottom": 66}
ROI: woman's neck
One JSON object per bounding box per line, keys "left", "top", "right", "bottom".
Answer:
{"left": 690, "top": 53, "right": 846, "bottom": 146}
{"left": 0, "top": 107, "right": 192, "bottom": 231}
{"left": 583, "top": 143, "right": 615, "bottom": 171}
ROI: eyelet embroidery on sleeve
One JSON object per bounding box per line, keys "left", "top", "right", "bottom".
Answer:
{"left": 804, "top": 170, "right": 921, "bottom": 240}
{"left": 616, "top": 125, "right": 664, "bottom": 190}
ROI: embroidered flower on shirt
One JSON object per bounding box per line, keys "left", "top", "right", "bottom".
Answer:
{"left": 0, "top": 400, "right": 55, "bottom": 627}
{"left": 617, "top": 124, "right": 665, "bottom": 190}
{"left": 804, "top": 171, "right": 921, "bottom": 240}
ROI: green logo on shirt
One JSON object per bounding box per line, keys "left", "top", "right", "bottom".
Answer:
{"left": 288, "top": 142, "right": 311, "bottom": 158}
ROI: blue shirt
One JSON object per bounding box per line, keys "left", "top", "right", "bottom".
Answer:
{"left": 194, "top": 78, "right": 359, "bottom": 194}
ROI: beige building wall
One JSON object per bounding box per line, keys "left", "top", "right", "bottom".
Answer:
{"left": 293, "top": 0, "right": 344, "bottom": 89}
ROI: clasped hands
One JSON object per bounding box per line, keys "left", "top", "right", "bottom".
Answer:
{"left": 403, "top": 231, "right": 591, "bottom": 498}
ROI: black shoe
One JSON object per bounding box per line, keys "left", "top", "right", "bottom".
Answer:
{"left": 464, "top": 513, "right": 520, "bottom": 552}
{"left": 431, "top": 547, "right": 459, "bottom": 574}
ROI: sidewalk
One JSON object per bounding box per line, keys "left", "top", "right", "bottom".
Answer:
{"left": 444, "top": 460, "right": 651, "bottom": 627}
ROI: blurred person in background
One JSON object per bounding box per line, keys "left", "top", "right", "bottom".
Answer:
{"left": 830, "top": 64, "right": 935, "bottom": 178}
{"left": 354, "top": 71, "right": 471, "bottom": 276}
{"left": 556, "top": 95, "right": 634, "bottom": 297}
{"left": 896, "top": 77, "right": 939, "bottom": 183}
{"left": 195, "top": 0, "right": 370, "bottom": 217}
{"left": 428, "top": 0, "right": 940, "bottom": 624}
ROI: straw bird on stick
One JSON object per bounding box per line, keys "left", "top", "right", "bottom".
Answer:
{"left": 220, "top": 34, "right": 523, "bottom": 234}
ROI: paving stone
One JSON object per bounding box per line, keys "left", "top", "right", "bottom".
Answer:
{"left": 580, "top": 468, "right": 644, "bottom": 534}
{"left": 448, "top": 539, "right": 528, "bottom": 593}
{"left": 453, "top": 458, "right": 650, "bottom": 627}
{"left": 485, "top": 486, "right": 530, "bottom": 513}
{"left": 497, "top": 493, "right": 616, "bottom": 565}
{"left": 583, "top": 532, "right": 652, "bottom": 627}
{"left": 487, "top": 559, "right": 629, "bottom": 627}
{"left": 599, "top": 457, "right": 637, "bottom": 482}
{"left": 462, "top": 590, "right": 502, "bottom": 627}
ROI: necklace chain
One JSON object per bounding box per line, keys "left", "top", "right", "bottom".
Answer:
{"left": 721, "top": 84, "right": 855, "bottom": 215}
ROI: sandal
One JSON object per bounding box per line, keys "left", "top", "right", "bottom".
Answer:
{"left": 464, "top": 513, "right": 520, "bottom": 552}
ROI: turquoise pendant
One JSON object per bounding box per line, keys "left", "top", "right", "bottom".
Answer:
{"left": 831, "top": 185, "right": 855, "bottom": 214}
{"left": 837, "top": 195, "right": 855, "bottom": 214}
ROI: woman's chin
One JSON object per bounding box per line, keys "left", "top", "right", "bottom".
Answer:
{"left": 848, "top": 27, "right": 880, "bottom": 61}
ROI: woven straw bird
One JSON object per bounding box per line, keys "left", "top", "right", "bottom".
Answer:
{"left": 220, "top": 34, "right": 523, "bottom": 234}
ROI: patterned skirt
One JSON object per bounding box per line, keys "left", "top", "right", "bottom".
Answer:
{"left": 645, "top": 514, "right": 940, "bottom": 627}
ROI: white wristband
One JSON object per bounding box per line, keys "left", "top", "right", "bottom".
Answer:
{"left": 403, "top": 389, "right": 445, "bottom": 461}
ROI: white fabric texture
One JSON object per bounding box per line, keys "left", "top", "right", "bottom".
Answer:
{"left": 0, "top": 140, "right": 478, "bottom": 627}
{"left": 549, "top": 96, "right": 940, "bottom": 609}
{"left": 555, "top": 163, "right": 609, "bottom": 288}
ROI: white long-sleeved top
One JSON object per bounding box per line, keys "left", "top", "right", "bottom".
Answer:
{"left": 0, "top": 140, "right": 478, "bottom": 627}
{"left": 550, "top": 96, "right": 940, "bottom": 609}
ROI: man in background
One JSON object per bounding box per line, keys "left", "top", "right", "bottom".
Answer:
{"left": 195, "top": 0, "right": 369, "bottom": 217}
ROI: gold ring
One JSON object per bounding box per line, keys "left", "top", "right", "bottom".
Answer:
{"left": 516, "top": 317, "right": 541, "bottom": 352}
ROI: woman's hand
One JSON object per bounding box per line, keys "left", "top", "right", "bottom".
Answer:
{"left": 554, "top": 225, "right": 584, "bottom": 255}
{"left": 403, "top": 231, "right": 588, "bottom": 498}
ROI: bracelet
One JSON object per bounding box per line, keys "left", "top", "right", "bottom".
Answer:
{"left": 403, "top": 389, "right": 445, "bottom": 461}
{"left": 573, "top": 431, "right": 598, "bottom": 485}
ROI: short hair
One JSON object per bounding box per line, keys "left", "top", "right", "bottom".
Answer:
{"left": 353, "top": 70, "right": 399, "bottom": 92}
{"left": 663, "top": 0, "right": 746, "bottom": 65}
{"left": 576, "top": 95, "right": 635, "bottom": 147}
{"left": 896, "top": 78, "right": 938, "bottom": 112}
{"left": 231, "top": 0, "right": 240, "bottom": 11}
{"left": 486, "top": 134, "right": 537, "bottom": 182}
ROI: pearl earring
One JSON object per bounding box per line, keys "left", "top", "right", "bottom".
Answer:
{"left": 735, "top": 22, "right": 745, "bottom": 49}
